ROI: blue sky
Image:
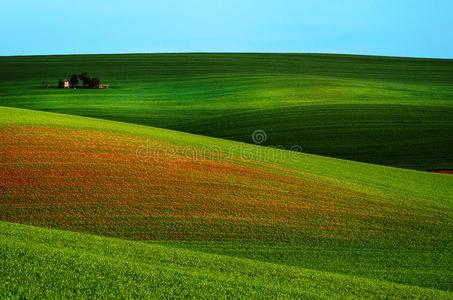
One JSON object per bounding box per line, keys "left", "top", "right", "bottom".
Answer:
{"left": 1, "top": 0, "right": 452, "bottom": 58}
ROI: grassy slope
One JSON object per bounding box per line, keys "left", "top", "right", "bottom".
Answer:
{"left": 3, "top": 221, "right": 452, "bottom": 299}
{"left": 1, "top": 106, "right": 453, "bottom": 294}
{"left": 0, "top": 53, "right": 452, "bottom": 169}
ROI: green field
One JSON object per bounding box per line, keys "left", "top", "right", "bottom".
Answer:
{"left": 1, "top": 106, "right": 453, "bottom": 297}
{"left": 2, "top": 221, "right": 452, "bottom": 299}
{"left": 1, "top": 53, "right": 453, "bottom": 298}
{"left": 1, "top": 54, "right": 452, "bottom": 169}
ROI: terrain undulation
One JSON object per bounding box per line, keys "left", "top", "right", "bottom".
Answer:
{"left": 0, "top": 54, "right": 452, "bottom": 298}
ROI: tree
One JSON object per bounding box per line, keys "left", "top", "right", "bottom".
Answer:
{"left": 69, "top": 74, "right": 79, "bottom": 87}
{"left": 79, "top": 72, "right": 91, "bottom": 86}
{"left": 58, "top": 79, "right": 64, "bottom": 88}
{"left": 88, "top": 78, "right": 100, "bottom": 88}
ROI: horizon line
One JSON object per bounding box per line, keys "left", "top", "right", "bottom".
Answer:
{"left": 1, "top": 51, "right": 452, "bottom": 61}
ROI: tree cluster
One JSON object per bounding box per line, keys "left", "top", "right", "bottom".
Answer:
{"left": 58, "top": 72, "right": 101, "bottom": 88}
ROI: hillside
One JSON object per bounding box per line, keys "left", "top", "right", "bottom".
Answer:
{"left": 1, "top": 106, "right": 453, "bottom": 295}
{"left": 1, "top": 54, "right": 452, "bottom": 169}
{"left": 1, "top": 221, "right": 452, "bottom": 299}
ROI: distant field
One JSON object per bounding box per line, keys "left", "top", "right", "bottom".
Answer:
{"left": 1, "top": 53, "right": 452, "bottom": 169}
{"left": 1, "top": 106, "right": 453, "bottom": 295}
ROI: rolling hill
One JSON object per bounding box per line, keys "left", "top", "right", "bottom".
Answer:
{"left": 1, "top": 106, "right": 453, "bottom": 296}
{"left": 1, "top": 53, "right": 452, "bottom": 169}
{"left": 1, "top": 221, "right": 452, "bottom": 299}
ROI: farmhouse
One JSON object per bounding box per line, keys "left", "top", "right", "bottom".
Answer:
{"left": 63, "top": 79, "right": 70, "bottom": 88}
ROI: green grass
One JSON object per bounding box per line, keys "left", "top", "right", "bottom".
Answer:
{"left": 1, "top": 106, "right": 453, "bottom": 297}
{"left": 1, "top": 53, "right": 452, "bottom": 169}
{"left": 1, "top": 53, "right": 453, "bottom": 297}
{"left": 163, "top": 241, "right": 453, "bottom": 292}
{"left": 1, "top": 221, "right": 452, "bottom": 299}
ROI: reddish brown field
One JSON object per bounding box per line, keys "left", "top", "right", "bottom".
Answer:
{"left": 0, "top": 126, "right": 449, "bottom": 245}
{"left": 431, "top": 170, "right": 453, "bottom": 175}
